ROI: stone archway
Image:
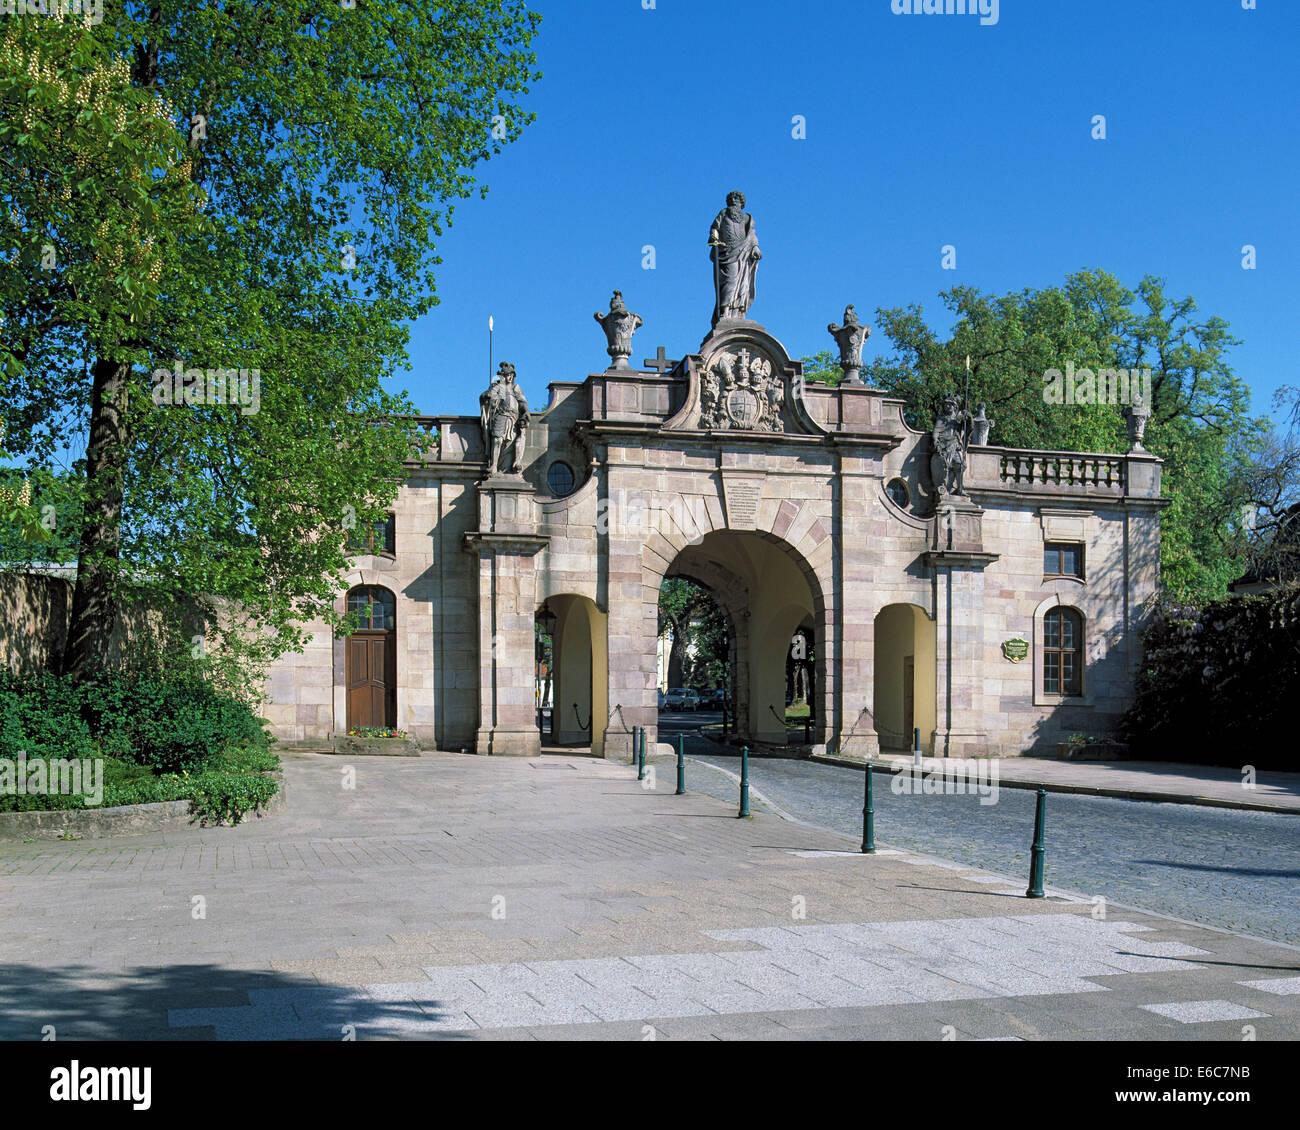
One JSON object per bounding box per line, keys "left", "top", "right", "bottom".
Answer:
{"left": 639, "top": 527, "right": 834, "bottom": 751}
{"left": 545, "top": 593, "right": 609, "bottom": 754}
{"left": 873, "top": 603, "right": 937, "bottom": 753}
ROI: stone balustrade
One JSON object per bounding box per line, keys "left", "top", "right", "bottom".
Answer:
{"left": 968, "top": 446, "right": 1163, "bottom": 500}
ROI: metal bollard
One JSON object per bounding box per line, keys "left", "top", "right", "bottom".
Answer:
{"left": 631, "top": 725, "right": 639, "bottom": 769}
{"left": 860, "top": 764, "right": 876, "bottom": 854}
{"left": 676, "top": 733, "right": 685, "bottom": 795}
{"left": 738, "top": 745, "right": 751, "bottom": 818}
{"left": 1026, "top": 788, "right": 1047, "bottom": 898}
{"left": 913, "top": 726, "right": 922, "bottom": 769}
{"left": 637, "top": 726, "right": 646, "bottom": 781}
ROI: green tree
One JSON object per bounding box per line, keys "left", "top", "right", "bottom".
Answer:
{"left": 1223, "top": 387, "right": 1300, "bottom": 584}
{"left": 658, "top": 577, "right": 704, "bottom": 688}
{"left": 0, "top": 466, "right": 81, "bottom": 559}
{"left": 803, "top": 270, "right": 1265, "bottom": 602}
{"left": 658, "top": 577, "right": 730, "bottom": 689}
{"left": 690, "top": 597, "right": 731, "bottom": 690}
{"left": 1, "top": 4, "right": 541, "bottom": 687}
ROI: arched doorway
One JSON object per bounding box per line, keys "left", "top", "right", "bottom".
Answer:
{"left": 345, "top": 585, "right": 397, "bottom": 730}
{"left": 873, "top": 603, "right": 936, "bottom": 753}
{"left": 540, "top": 593, "right": 609, "bottom": 754}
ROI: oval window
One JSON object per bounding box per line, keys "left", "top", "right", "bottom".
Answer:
{"left": 547, "top": 461, "right": 576, "bottom": 498}
{"left": 885, "top": 478, "right": 910, "bottom": 510}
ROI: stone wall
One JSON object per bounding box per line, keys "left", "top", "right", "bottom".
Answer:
{"left": 0, "top": 571, "right": 72, "bottom": 676}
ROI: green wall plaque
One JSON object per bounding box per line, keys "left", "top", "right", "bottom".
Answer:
{"left": 1002, "top": 638, "right": 1029, "bottom": 663}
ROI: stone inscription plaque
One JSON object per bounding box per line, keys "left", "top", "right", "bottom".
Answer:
{"left": 722, "top": 473, "right": 764, "bottom": 530}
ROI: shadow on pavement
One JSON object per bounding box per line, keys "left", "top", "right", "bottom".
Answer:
{"left": 1131, "top": 859, "right": 1300, "bottom": 879}
{"left": 0, "top": 963, "right": 469, "bottom": 1041}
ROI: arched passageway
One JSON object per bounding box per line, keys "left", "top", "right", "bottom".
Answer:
{"left": 660, "top": 530, "right": 823, "bottom": 746}
{"left": 539, "top": 594, "right": 608, "bottom": 755}
{"left": 873, "top": 603, "right": 937, "bottom": 753}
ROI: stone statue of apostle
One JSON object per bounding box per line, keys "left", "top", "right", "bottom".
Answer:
{"left": 708, "top": 190, "right": 762, "bottom": 326}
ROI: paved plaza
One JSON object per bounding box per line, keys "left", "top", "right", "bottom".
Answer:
{"left": 1, "top": 751, "right": 1298, "bottom": 1041}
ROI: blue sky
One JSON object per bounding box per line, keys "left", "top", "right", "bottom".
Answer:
{"left": 405, "top": 0, "right": 1298, "bottom": 425}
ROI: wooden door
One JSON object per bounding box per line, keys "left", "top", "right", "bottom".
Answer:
{"left": 347, "top": 632, "right": 396, "bottom": 729}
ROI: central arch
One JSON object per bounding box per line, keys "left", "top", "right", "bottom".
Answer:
{"left": 654, "top": 528, "right": 828, "bottom": 747}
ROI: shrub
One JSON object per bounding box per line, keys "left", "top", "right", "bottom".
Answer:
{"left": 0, "top": 666, "right": 279, "bottom": 824}
{"left": 1122, "top": 588, "right": 1300, "bottom": 768}
{"left": 0, "top": 753, "right": 280, "bottom": 822}
{"left": 80, "top": 669, "right": 266, "bottom": 773}
{"left": 0, "top": 665, "right": 267, "bottom": 772}
{"left": 0, "top": 670, "right": 94, "bottom": 760}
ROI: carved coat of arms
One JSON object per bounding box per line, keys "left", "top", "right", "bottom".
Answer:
{"left": 700, "top": 348, "right": 784, "bottom": 432}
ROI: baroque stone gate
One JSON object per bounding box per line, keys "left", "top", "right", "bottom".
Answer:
{"left": 263, "top": 195, "right": 1166, "bottom": 760}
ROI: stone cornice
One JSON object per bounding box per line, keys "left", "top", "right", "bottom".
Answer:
{"left": 924, "top": 550, "right": 1000, "bottom": 569}
{"left": 462, "top": 532, "right": 550, "bottom": 556}
{"left": 577, "top": 419, "right": 898, "bottom": 451}
{"left": 967, "top": 487, "right": 1171, "bottom": 509}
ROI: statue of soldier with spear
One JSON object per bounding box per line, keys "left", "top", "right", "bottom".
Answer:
{"left": 930, "top": 355, "right": 975, "bottom": 498}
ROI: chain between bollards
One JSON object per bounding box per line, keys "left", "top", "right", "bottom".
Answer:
{"left": 676, "top": 733, "right": 685, "bottom": 795}
{"left": 860, "top": 763, "right": 876, "bottom": 854}
{"left": 738, "top": 745, "right": 750, "bottom": 818}
{"left": 1026, "top": 787, "right": 1047, "bottom": 898}
{"left": 637, "top": 726, "right": 646, "bottom": 781}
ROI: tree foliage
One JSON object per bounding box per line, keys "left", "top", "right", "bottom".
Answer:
{"left": 658, "top": 577, "right": 729, "bottom": 689}
{"left": 1121, "top": 589, "right": 1300, "bottom": 768}
{"left": 0, "top": 4, "right": 542, "bottom": 687}
{"left": 805, "top": 270, "right": 1268, "bottom": 602}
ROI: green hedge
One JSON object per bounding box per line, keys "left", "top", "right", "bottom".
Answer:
{"left": 0, "top": 667, "right": 278, "bottom": 824}
{"left": 0, "top": 745, "right": 280, "bottom": 824}
{"left": 0, "top": 667, "right": 266, "bottom": 772}
{"left": 1122, "top": 588, "right": 1300, "bottom": 768}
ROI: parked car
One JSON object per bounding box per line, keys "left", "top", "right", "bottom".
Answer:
{"left": 663, "top": 688, "right": 700, "bottom": 711}
{"left": 657, "top": 689, "right": 666, "bottom": 709}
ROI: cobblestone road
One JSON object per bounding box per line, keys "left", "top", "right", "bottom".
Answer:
{"left": 667, "top": 735, "right": 1300, "bottom": 946}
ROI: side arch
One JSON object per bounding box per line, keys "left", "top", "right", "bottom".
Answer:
{"left": 873, "top": 603, "right": 936, "bottom": 753}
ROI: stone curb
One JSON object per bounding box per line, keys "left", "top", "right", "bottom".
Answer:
{"left": 0, "top": 772, "right": 286, "bottom": 841}
{"left": 807, "top": 754, "right": 1300, "bottom": 816}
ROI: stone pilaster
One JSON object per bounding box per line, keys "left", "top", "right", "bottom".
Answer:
{"left": 926, "top": 499, "right": 998, "bottom": 757}
{"left": 464, "top": 476, "right": 548, "bottom": 757}
{"left": 833, "top": 449, "right": 880, "bottom": 760}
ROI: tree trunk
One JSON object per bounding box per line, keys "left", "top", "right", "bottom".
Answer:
{"left": 61, "top": 355, "right": 133, "bottom": 678}
{"left": 666, "top": 622, "right": 687, "bottom": 688}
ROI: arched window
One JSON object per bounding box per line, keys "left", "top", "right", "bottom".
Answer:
{"left": 348, "top": 585, "right": 395, "bottom": 632}
{"left": 1043, "top": 607, "right": 1083, "bottom": 696}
